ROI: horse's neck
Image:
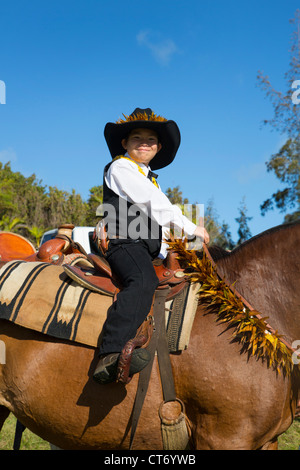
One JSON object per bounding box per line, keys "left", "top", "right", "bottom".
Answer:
{"left": 214, "top": 223, "right": 300, "bottom": 345}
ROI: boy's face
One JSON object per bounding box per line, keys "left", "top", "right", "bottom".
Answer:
{"left": 121, "top": 128, "right": 162, "bottom": 166}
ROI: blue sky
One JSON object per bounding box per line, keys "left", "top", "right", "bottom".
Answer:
{"left": 0, "top": 0, "right": 299, "bottom": 242}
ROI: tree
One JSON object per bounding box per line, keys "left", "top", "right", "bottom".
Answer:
{"left": 0, "top": 215, "right": 25, "bottom": 232}
{"left": 0, "top": 162, "right": 18, "bottom": 214}
{"left": 165, "top": 186, "right": 189, "bottom": 205}
{"left": 86, "top": 185, "right": 103, "bottom": 226}
{"left": 25, "top": 225, "right": 44, "bottom": 248}
{"left": 257, "top": 10, "right": 300, "bottom": 222}
{"left": 215, "top": 222, "right": 235, "bottom": 250}
{"left": 235, "top": 198, "right": 252, "bottom": 246}
{"left": 0, "top": 162, "right": 48, "bottom": 232}
{"left": 44, "top": 186, "right": 88, "bottom": 229}
{"left": 204, "top": 198, "right": 235, "bottom": 249}
{"left": 260, "top": 138, "right": 300, "bottom": 222}
{"left": 0, "top": 162, "right": 91, "bottom": 244}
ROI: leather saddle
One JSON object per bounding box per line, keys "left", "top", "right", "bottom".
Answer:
{"left": 63, "top": 250, "right": 188, "bottom": 302}
{"left": 22, "top": 224, "right": 188, "bottom": 302}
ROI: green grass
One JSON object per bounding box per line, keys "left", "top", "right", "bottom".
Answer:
{"left": 0, "top": 413, "right": 299, "bottom": 450}
{"left": 0, "top": 414, "right": 50, "bottom": 450}
{"left": 278, "top": 417, "right": 300, "bottom": 450}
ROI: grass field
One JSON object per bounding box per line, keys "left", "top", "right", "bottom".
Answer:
{"left": 0, "top": 414, "right": 50, "bottom": 450}
{"left": 0, "top": 413, "right": 299, "bottom": 450}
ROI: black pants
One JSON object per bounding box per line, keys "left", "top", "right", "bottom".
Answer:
{"left": 98, "top": 240, "right": 159, "bottom": 356}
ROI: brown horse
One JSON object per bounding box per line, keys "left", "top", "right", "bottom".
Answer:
{"left": 0, "top": 222, "right": 299, "bottom": 450}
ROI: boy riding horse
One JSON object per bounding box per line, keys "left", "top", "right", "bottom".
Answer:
{"left": 93, "top": 107, "right": 209, "bottom": 384}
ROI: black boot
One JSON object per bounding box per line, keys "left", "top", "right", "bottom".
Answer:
{"left": 93, "top": 348, "right": 150, "bottom": 385}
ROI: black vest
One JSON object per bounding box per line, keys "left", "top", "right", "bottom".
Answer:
{"left": 103, "top": 161, "right": 162, "bottom": 258}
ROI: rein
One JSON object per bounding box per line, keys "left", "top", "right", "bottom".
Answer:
{"left": 202, "top": 243, "right": 300, "bottom": 361}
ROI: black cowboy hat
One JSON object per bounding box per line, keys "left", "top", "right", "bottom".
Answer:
{"left": 104, "top": 107, "right": 181, "bottom": 170}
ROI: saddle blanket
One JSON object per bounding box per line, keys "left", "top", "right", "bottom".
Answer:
{"left": 0, "top": 260, "right": 200, "bottom": 351}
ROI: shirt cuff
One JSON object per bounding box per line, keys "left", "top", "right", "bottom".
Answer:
{"left": 182, "top": 219, "right": 197, "bottom": 237}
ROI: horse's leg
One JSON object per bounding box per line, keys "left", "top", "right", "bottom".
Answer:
{"left": 0, "top": 405, "right": 10, "bottom": 431}
{"left": 260, "top": 438, "right": 278, "bottom": 450}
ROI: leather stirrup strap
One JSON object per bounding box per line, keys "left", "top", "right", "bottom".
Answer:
{"left": 156, "top": 313, "right": 176, "bottom": 402}
{"left": 129, "top": 287, "right": 170, "bottom": 449}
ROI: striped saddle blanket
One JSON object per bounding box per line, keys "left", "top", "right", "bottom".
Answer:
{"left": 0, "top": 260, "right": 200, "bottom": 351}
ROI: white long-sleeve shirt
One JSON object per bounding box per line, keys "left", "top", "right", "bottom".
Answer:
{"left": 104, "top": 155, "right": 197, "bottom": 258}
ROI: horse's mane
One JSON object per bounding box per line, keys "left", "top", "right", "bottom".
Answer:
{"left": 209, "top": 220, "right": 300, "bottom": 262}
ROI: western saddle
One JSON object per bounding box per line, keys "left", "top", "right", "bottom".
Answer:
{"left": 23, "top": 224, "right": 188, "bottom": 302}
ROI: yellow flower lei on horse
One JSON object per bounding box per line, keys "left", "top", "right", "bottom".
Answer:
{"left": 167, "top": 237, "right": 299, "bottom": 377}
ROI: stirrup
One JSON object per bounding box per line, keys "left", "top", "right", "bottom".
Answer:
{"left": 117, "top": 315, "right": 154, "bottom": 384}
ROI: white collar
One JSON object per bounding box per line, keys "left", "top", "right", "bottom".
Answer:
{"left": 124, "top": 152, "right": 151, "bottom": 174}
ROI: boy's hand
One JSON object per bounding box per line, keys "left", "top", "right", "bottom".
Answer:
{"left": 193, "top": 226, "right": 210, "bottom": 244}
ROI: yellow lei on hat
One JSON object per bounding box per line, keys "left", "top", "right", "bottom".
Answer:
{"left": 116, "top": 111, "right": 167, "bottom": 124}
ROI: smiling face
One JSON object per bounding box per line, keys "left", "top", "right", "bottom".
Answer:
{"left": 121, "top": 128, "right": 162, "bottom": 166}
